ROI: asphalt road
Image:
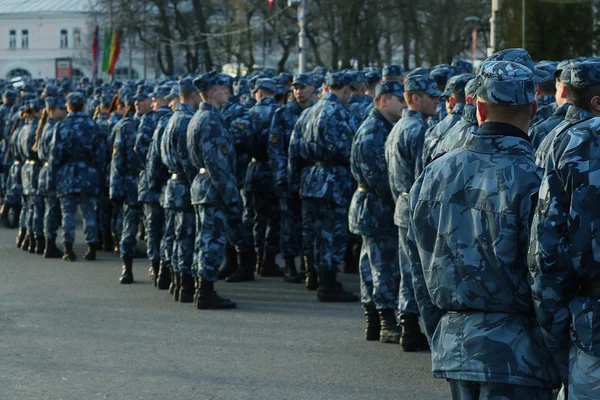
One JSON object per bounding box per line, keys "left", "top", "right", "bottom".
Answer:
{"left": 0, "top": 225, "right": 450, "bottom": 400}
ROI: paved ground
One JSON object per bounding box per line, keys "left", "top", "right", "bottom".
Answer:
{"left": 0, "top": 226, "right": 450, "bottom": 400}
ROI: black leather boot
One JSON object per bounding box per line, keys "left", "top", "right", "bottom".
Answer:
{"left": 103, "top": 232, "right": 114, "bottom": 252}
{"left": 283, "top": 257, "right": 302, "bottom": 283}
{"left": 173, "top": 272, "right": 181, "bottom": 301}
{"left": 317, "top": 269, "right": 359, "bottom": 302}
{"left": 196, "top": 279, "right": 237, "bottom": 310}
{"left": 27, "top": 233, "right": 36, "bottom": 253}
{"left": 157, "top": 261, "right": 172, "bottom": 290}
{"left": 150, "top": 259, "right": 160, "bottom": 287}
{"left": 84, "top": 244, "right": 96, "bottom": 261}
{"left": 44, "top": 238, "right": 63, "bottom": 258}
{"left": 16, "top": 228, "right": 26, "bottom": 248}
{"left": 226, "top": 250, "right": 256, "bottom": 283}
{"left": 35, "top": 235, "right": 45, "bottom": 255}
{"left": 399, "top": 313, "right": 430, "bottom": 352}
{"left": 119, "top": 255, "right": 134, "bottom": 284}
{"left": 304, "top": 255, "right": 318, "bottom": 291}
{"left": 364, "top": 305, "right": 381, "bottom": 341}
{"left": 218, "top": 243, "right": 238, "bottom": 280}
{"left": 62, "top": 243, "right": 77, "bottom": 261}
{"left": 179, "top": 273, "right": 195, "bottom": 303}
{"left": 378, "top": 309, "right": 402, "bottom": 344}
{"left": 260, "top": 252, "right": 283, "bottom": 277}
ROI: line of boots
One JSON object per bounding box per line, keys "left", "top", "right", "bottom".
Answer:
{"left": 363, "top": 305, "right": 430, "bottom": 351}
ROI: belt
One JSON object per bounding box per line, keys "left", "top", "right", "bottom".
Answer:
{"left": 199, "top": 168, "right": 207, "bottom": 174}
{"left": 13, "top": 161, "right": 20, "bottom": 165}
{"left": 357, "top": 184, "right": 373, "bottom": 193}
{"left": 251, "top": 157, "right": 266, "bottom": 163}
{"left": 25, "top": 160, "right": 36, "bottom": 165}
{"left": 580, "top": 278, "right": 600, "bottom": 297}
{"left": 44, "top": 162, "right": 49, "bottom": 167}
{"left": 171, "top": 173, "right": 180, "bottom": 180}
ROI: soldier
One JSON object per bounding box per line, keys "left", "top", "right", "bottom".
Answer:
{"left": 269, "top": 73, "right": 315, "bottom": 283}
{"left": 165, "top": 86, "right": 180, "bottom": 112}
{"left": 529, "top": 60, "right": 600, "bottom": 400}
{"left": 385, "top": 74, "right": 440, "bottom": 351}
{"left": 288, "top": 72, "right": 359, "bottom": 302}
{"left": 161, "top": 78, "right": 200, "bottom": 303}
{"left": 362, "top": 65, "right": 403, "bottom": 121}
{"left": 0, "top": 89, "right": 17, "bottom": 225}
{"left": 9, "top": 103, "right": 30, "bottom": 248}
{"left": 350, "top": 81, "right": 406, "bottom": 343}
{"left": 49, "top": 92, "right": 105, "bottom": 261}
{"left": 245, "top": 78, "right": 282, "bottom": 277}
{"left": 187, "top": 71, "right": 239, "bottom": 309}
{"left": 347, "top": 71, "right": 368, "bottom": 124}
{"left": 409, "top": 60, "right": 560, "bottom": 399}
{"left": 429, "top": 66, "right": 453, "bottom": 123}
{"left": 529, "top": 63, "right": 557, "bottom": 126}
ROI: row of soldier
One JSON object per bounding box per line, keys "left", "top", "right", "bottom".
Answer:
{"left": 1, "top": 48, "right": 599, "bottom": 399}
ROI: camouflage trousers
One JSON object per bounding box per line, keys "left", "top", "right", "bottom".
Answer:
{"left": 43, "top": 196, "right": 61, "bottom": 240}
{"left": 359, "top": 234, "right": 400, "bottom": 309}
{"left": 111, "top": 202, "right": 123, "bottom": 236}
{"left": 249, "top": 190, "right": 280, "bottom": 254}
{"left": 59, "top": 193, "right": 98, "bottom": 245}
{"left": 302, "top": 199, "right": 348, "bottom": 272}
{"left": 24, "top": 195, "right": 44, "bottom": 236}
{"left": 567, "top": 345, "right": 600, "bottom": 400}
{"left": 0, "top": 170, "right": 6, "bottom": 197}
{"left": 97, "top": 190, "right": 111, "bottom": 235}
{"left": 279, "top": 191, "right": 302, "bottom": 259}
{"left": 143, "top": 203, "right": 163, "bottom": 262}
{"left": 119, "top": 204, "right": 142, "bottom": 258}
{"left": 161, "top": 208, "right": 177, "bottom": 267}
{"left": 229, "top": 189, "right": 254, "bottom": 253}
{"left": 174, "top": 210, "right": 195, "bottom": 275}
{"left": 398, "top": 226, "right": 420, "bottom": 315}
{"left": 18, "top": 196, "right": 27, "bottom": 229}
{"left": 193, "top": 204, "right": 228, "bottom": 283}
{"left": 448, "top": 379, "right": 553, "bottom": 400}
{"left": 4, "top": 163, "right": 22, "bottom": 207}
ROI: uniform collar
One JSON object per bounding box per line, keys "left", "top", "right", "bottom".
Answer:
{"left": 462, "top": 104, "right": 477, "bottom": 124}
{"left": 257, "top": 97, "right": 278, "bottom": 106}
{"left": 553, "top": 103, "right": 571, "bottom": 117}
{"left": 464, "top": 122, "right": 534, "bottom": 158}
{"left": 565, "top": 105, "right": 595, "bottom": 122}
{"left": 200, "top": 102, "right": 219, "bottom": 112}
{"left": 402, "top": 108, "right": 425, "bottom": 121}
{"left": 450, "top": 102, "right": 465, "bottom": 115}
{"left": 179, "top": 103, "right": 195, "bottom": 113}
{"left": 322, "top": 92, "right": 342, "bottom": 105}
{"left": 369, "top": 108, "right": 394, "bottom": 131}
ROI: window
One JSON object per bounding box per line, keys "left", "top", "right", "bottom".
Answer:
{"left": 6, "top": 68, "right": 32, "bottom": 79}
{"left": 21, "top": 29, "right": 28, "bottom": 49}
{"left": 73, "top": 28, "right": 81, "bottom": 48}
{"left": 9, "top": 30, "right": 16, "bottom": 49}
{"left": 60, "top": 29, "right": 68, "bottom": 48}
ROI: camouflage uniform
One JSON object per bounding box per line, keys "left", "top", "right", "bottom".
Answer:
{"left": 19, "top": 114, "right": 43, "bottom": 237}
{"left": 410, "top": 61, "right": 559, "bottom": 398}
{"left": 530, "top": 95, "right": 556, "bottom": 126}
{"left": 435, "top": 103, "right": 478, "bottom": 157}
{"left": 528, "top": 103, "right": 572, "bottom": 150}
{"left": 0, "top": 91, "right": 17, "bottom": 198}
{"left": 37, "top": 114, "right": 61, "bottom": 241}
{"left": 108, "top": 110, "right": 124, "bottom": 239}
{"left": 529, "top": 61, "right": 600, "bottom": 400}
{"left": 4, "top": 109, "right": 25, "bottom": 210}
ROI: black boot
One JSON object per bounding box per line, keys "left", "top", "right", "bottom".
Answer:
{"left": 112, "top": 234, "right": 120, "bottom": 254}
{"left": 150, "top": 259, "right": 160, "bottom": 287}
{"left": 26, "top": 233, "right": 36, "bottom": 253}
{"left": 304, "top": 255, "right": 318, "bottom": 291}
{"left": 84, "top": 244, "right": 96, "bottom": 261}
{"left": 218, "top": 243, "right": 238, "bottom": 280}
{"left": 317, "top": 270, "right": 359, "bottom": 302}
{"left": 196, "top": 279, "right": 237, "bottom": 310}
{"left": 157, "top": 261, "right": 172, "bottom": 290}
{"left": 364, "top": 305, "right": 381, "bottom": 341}
{"left": 260, "top": 252, "right": 283, "bottom": 277}
{"left": 179, "top": 273, "right": 195, "bottom": 303}
{"left": 378, "top": 309, "right": 402, "bottom": 344}
{"left": 16, "top": 228, "right": 26, "bottom": 248}
{"left": 283, "top": 257, "right": 302, "bottom": 283}
{"left": 0, "top": 204, "right": 10, "bottom": 228}
{"left": 103, "top": 232, "right": 114, "bottom": 252}
{"left": 399, "top": 313, "right": 430, "bottom": 352}
{"left": 35, "top": 235, "right": 45, "bottom": 255}
{"left": 44, "top": 238, "right": 63, "bottom": 258}
{"left": 226, "top": 250, "right": 256, "bottom": 283}
{"left": 172, "top": 272, "right": 181, "bottom": 301}
{"left": 119, "top": 255, "right": 134, "bottom": 284}
{"left": 62, "top": 243, "right": 77, "bottom": 261}
{"left": 343, "top": 242, "right": 359, "bottom": 274}
{"left": 299, "top": 256, "right": 306, "bottom": 276}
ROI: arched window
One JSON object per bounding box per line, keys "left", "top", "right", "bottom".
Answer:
{"left": 72, "top": 68, "right": 85, "bottom": 81}
{"left": 60, "top": 29, "right": 68, "bottom": 48}
{"left": 113, "top": 67, "right": 139, "bottom": 80}
{"left": 6, "top": 68, "right": 32, "bottom": 79}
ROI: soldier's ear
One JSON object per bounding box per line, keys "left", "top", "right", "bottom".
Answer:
{"left": 476, "top": 101, "right": 487, "bottom": 123}
{"left": 591, "top": 96, "right": 600, "bottom": 115}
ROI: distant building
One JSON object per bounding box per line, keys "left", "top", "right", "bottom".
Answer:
{"left": 0, "top": 0, "right": 156, "bottom": 80}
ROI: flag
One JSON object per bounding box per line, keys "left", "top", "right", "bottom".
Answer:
{"left": 107, "top": 29, "right": 123, "bottom": 75}
{"left": 92, "top": 25, "right": 99, "bottom": 75}
{"left": 101, "top": 27, "right": 112, "bottom": 73}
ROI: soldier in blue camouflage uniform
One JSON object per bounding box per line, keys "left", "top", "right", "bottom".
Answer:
{"left": 529, "top": 61, "right": 600, "bottom": 400}
{"left": 288, "top": 72, "right": 359, "bottom": 302}
{"left": 2, "top": 92, "right": 24, "bottom": 230}
{"left": 49, "top": 92, "right": 105, "bottom": 261}
{"left": 245, "top": 78, "right": 282, "bottom": 277}
{"left": 530, "top": 62, "right": 558, "bottom": 127}
{"left": 269, "top": 73, "right": 315, "bottom": 284}
{"left": 350, "top": 81, "right": 406, "bottom": 343}
{"left": 161, "top": 78, "right": 200, "bottom": 303}
{"left": 186, "top": 71, "right": 239, "bottom": 309}
{"left": 347, "top": 71, "right": 368, "bottom": 124}
{"left": 9, "top": 103, "right": 29, "bottom": 247}
{"left": 36, "top": 96, "right": 66, "bottom": 258}
{"left": 422, "top": 74, "right": 474, "bottom": 166}
{"left": 385, "top": 74, "right": 440, "bottom": 351}
{"left": 0, "top": 89, "right": 18, "bottom": 226}
{"left": 429, "top": 66, "right": 453, "bottom": 124}
{"left": 410, "top": 60, "right": 560, "bottom": 400}
{"left": 361, "top": 65, "right": 402, "bottom": 124}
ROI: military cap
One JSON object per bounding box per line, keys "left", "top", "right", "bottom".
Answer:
{"left": 313, "top": 75, "right": 325, "bottom": 88}
{"left": 55, "top": 97, "right": 67, "bottom": 109}
{"left": 80, "top": 77, "right": 90, "bottom": 84}
{"left": 324, "top": 72, "right": 351, "bottom": 87}
{"left": 150, "top": 85, "right": 171, "bottom": 98}
{"left": 292, "top": 73, "right": 314, "bottom": 87}
{"left": 20, "top": 83, "right": 34, "bottom": 93}
{"left": 93, "top": 87, "right": 103, "bottom": 96}
{"left": 100, "top": 94, "right": 112, "bottom": 105}
{"left": 248, "top": 75, "right": 259, "bottom": 91}
{"left": 570, "top": 61, "right": 600, "bottom": 87}
{"left": 555, "top": 59, "right": 573, "bottom": 79}
{"left": 465, "top": 77, "right": 478, "bottom": 96}
{"left": 133, "top": 84, "right": 153, "bottom": 101}
{"left": 193, "top": 71, "right": 218, "bottom": 92}
{"left": 61, "top": 82, "right": 73, "bottom": 93}
{"left": 122, "top": 92, "right": 136, "bottom": 106}
{"left": 21, "top": 93, "right": 35, "bottom": 103}
{"left": 178, "top": 77, "right": 196, "bottom": 93}
{"left": 383, "top": 65, "right": 403, "bottom": 77}
{"left": 112, "top": 80, "right": 123, "bottom": 90}
{"left": 263, "top": 69, "right": 277, "bottom": 78}
{"left": 406, "top": 67, "right": 431, "bottom": 78}
{"left": 274, "top": 84, "right": 286, "bottom": 96}
{"left": 66, "top": 92, "right": 85, "bottom": 105}
{"left": 404, "top": 75, "right": 442, "bottom": 97}
{"left": 313, "top": 66, "right": 328, "bottom": 76}
{"left": 96, "top": 78, "right": 104, "bottom": 85}
{"left": 165, "top": 86, "right": 179, "bottom": 101}
{"left": 375, "top": 81, "right": 404, "bottom": 98}
{"left": 278, "top": 72, "right": 293, "bottom": 84}
{"left": 484, "top": 48, "right": 551, "bottom": 83}
{"left": 443, "top": 74, "right": 476, "bottom": 97}
{"left": 430, "top": 67, "right": 453, "bottom": 87}
{"left": 253, "top": 78, "right": 278, "bottom": 93}
{"left": 29, "top": 98, "right": 45, "bottom": 110}
{"left": 234, "top": 84, "right": 249, "bottom": 96}
{"left": 349, "top": 71, "right": 366, "bottom": 90}
{"left": 534, "top": 63, "right": 557, "bottom": 84}
{"left": 452, "top": 59, "right": 474, "bottom": 74}
{"left": 3, "top": 89, "right": 17, "bottom": 100}
{"left": 218, "top": 73, "right": 234, "bottom": 87}
{"left": 45, "top": 96, "right": 57, "bottom": 108}
{"left": 475, "top": 61, "right": 536, "bottom": 105}
{"left": 366, "top": 71, "right": 382, "bottom": 86}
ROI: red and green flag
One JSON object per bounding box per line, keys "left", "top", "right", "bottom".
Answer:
{"left": 101, "top": 27, "right": 112, "bottom": 73}
{"left": 107, "top": 28, "right": 123, "bottom": 75}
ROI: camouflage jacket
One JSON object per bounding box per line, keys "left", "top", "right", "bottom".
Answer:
{"left": 289, "top": 92, "right": 355, "bottom": 207}
{"left": 436, "top": 99, "right": 447, "bottom": 123}
{"left": 221, "top": 95, "right": 252, "bottom": 187}
{"left": 423, "top": 102, "right": 465, "bottom": 166}
{"left": 434, "top": 103, "right": 478, "bottom": 158}
{"left": 186, "top": 102, "right": 240, "bottom": 213}
{"left": 110, "top": 115, "right": 141, "bottom": 205}
{"left": 349, "top": 108, "right": 395, "bottom": 236}
{"left": 0, "top": 101, "right": 15, "bottom": 168}
{"left": 146, "top": 108, "right": 173, "bottom": 201}
{"left": 49, "top": 111, "right": 105, "bottom": 197}
{"left": 19, "top": 118, "right": 40, "bottom": 195}
{"left": 385, "top": 108, "right": 427, "bottom": 227}
{"left": 530, "top": 95, "right": 556, "bottom": 126}
{"left": 409, "top": 122, "right": 560, "bottom": 388}
{"left": 528, "top": 103, "right": 571, "bottom": 150}
{"left": 529, "top": 116, "right": 600, "bottom": 384}
{"left": 37, "top": 118, "right": 59, "bottom": 196}
{"left": 348, "top": 94, "right": 372, "bottom": 126}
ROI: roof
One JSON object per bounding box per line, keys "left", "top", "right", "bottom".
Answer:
{"left": 0, "top": 0, "right": 92, "bottom": 14}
